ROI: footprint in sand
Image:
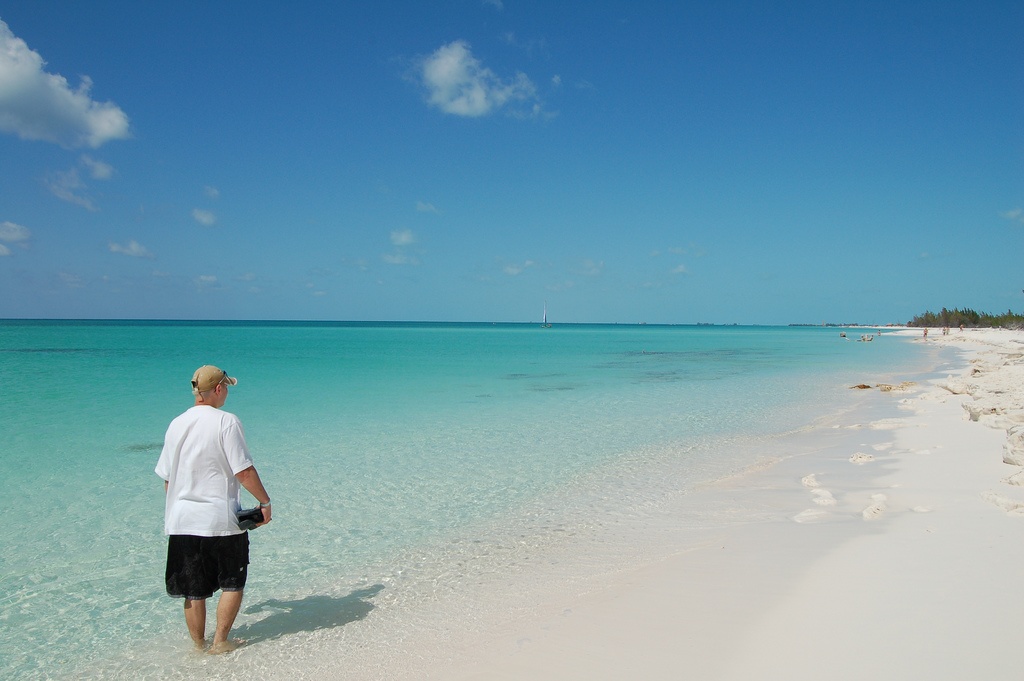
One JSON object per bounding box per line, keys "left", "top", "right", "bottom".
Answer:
{"left": 849, "top": 452, "right": 875, "bottom": 465}
{"left": 793, "top": 508, "right": 830, "bottom": 523}
{"left": 811, "top": 489, "right": 837, "bottom": 506}
{"left": 801, "top": 474, "right": 820, "bottom": 488}
{"left": 862, "top": 494, "right": 887, "bottom": 520}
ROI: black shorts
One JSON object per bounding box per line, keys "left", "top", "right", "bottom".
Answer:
{"left": 165, "top": 533, "right": 250, "bottom": 600}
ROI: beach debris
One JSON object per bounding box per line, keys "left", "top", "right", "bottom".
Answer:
{"left": 963, "top": 403, "right": 997, "bottom": 422}
{"left": 941, "top": 377, "right": 974, "bottom": 395}
{"left": 849, "top": 452, "right": 875, "bottom": 464}
{"left": 1003, "top": 425, "right": 1024, "bottom": 466}
{"left": 1003, "top": 469, "right": 1024, "bottom": 486}
{"left": 987, "top": 413, "right": 1024, "bottom": 430}
{"left": 862, "top": 494, "right": 887, "bottom": 520}
{"left": 849, "top": 382, "right": 916, "bottom": 392}
{"left": 878, "top": 382, "right": 916, "bottom": 392}
{"left": 800, "top": 474, "right": 820, "bottom": 488}
{"left": 981, "top": 490, "right": 1024, "bottom": 516}
{"left": 964, "top": 403, "right": 1024, "bottom": 430}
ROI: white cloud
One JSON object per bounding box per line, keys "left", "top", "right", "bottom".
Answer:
{"left": 416, "top": 201, "right": 440, "bottom": 214}
{"left": 204, "top": 185, "right": 220, "bottom": 200}
{"left": 341, "top": 256, "right": 370, "bottom": 271}
{"left": 59, "top": 271, "right": 84, "bottom": 288}
{"left": 45, "top": 168, "right": 96, "bottom": 210}
{"left": 503, "top": 260, "right": 536, "bottom": 276}
{"left": 390, "top": 228, "right": 416, "bottom": 246}
{"left": 1001, "top": 208, "right": 1024, "bottom": 225}
{"left": 195, "top": 275, "right": 220, "bottom": 290}
{"left": 483, "top": 0, "right": 503, "bottom": 10}
{"left": 109, "top": 239, "right": 153, "bottom": 258}
{"left": 500, "top": 32, "right": 549, "bottom": 59}
{"left": 662, "top": 244, "right": 707, "bottom": 258}
{"left": 0, "top": 20, "right": 130, "bottom": 148}
{"left": 0, "top": 220, "right": 31, "bottom": 243}
{"left": 546, "top": 280, "right": 576, "bottom": 293}
{"left": 577, "top": 259, "right": 605, "bottom": 276}
{"left": 419, "top": 40, "right": 538, "bottom": 117}
{"left": 672, "top": 264, "right": 688, "bottom": 274}
{"left": 0, "top": 220, "right": 31, "bottom": 255}
{"left": 192, "top": 208, "right": 216, "bottom": 226}
{"left": 382, "top": 253, "right": 419, "bottom": 266}
{"left": 80, "top": 155, "right": 113, "bottom": 179}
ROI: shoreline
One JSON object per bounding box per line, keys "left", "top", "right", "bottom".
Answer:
{"left": 366, "top": 328, "right": 1024, "bottom": 680}
{"left": 95, "top": 328, "right": 1022, "bottom": 679}
{"left": 4, "top": 324, "right": 936, "bottom": 680}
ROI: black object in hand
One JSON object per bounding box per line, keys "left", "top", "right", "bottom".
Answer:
{"left": 237, "top": 507, "right": 264, "bottom": 530}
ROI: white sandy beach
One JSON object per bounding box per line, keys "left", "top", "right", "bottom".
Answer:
{"left": 247, "top": 328, "right": 1024, "bottom": 681}
{"left": 376, "top": 328, "right": 1024, "bottom": 681}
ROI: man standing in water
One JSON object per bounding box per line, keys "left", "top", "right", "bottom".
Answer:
{"left": 156, "top": 365, "right": 273, "bottom": 654}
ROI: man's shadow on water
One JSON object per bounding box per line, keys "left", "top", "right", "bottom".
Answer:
{"left": 234, "top": 584, "right": 384, "bottom": 644}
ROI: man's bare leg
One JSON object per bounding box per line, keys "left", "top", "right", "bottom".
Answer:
{"left": 208, "top": 589, "right": 245, "bottom": 654}
{"left": 183, "top": 598, "right": 207, "bottom": 649}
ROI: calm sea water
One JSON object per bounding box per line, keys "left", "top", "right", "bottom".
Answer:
{"left": 0, "top": 322, "right": 935, "bottom": 678}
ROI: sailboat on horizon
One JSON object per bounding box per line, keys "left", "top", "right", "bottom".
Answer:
{"left": 541, "top": 302, "right": 552, "bottom": 328}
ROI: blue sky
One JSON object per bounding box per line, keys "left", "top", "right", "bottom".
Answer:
{"left": 0, "top": 1, "right": 1020, "bottom": 324}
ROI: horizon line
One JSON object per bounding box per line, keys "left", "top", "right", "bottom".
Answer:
{"left": 0, "top": 317, "right": 903, "bottom": 327}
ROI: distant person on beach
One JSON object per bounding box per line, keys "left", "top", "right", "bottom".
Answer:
{"left": 155, "top": 365, "right": 273, "bottom": 654}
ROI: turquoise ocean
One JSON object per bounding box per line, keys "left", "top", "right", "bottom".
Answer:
{"left": 0, "top": 322, "right": 946, "bottom": 678}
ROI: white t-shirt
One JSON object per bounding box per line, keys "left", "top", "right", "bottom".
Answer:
{"left": 155, "top": 405, "right": 255, "bottom": 536}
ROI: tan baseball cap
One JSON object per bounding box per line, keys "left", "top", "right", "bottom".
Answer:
{"left": 191, "top": 365, "right": 238, "bottom": 394}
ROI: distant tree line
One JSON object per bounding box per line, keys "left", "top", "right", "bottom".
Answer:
{"left": 908, "top": 307, "right": 1024, "bottom": 329}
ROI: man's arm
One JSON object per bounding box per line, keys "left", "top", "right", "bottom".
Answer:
{"left": 236, "top": 465, "right": 272, "bottom": 525}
